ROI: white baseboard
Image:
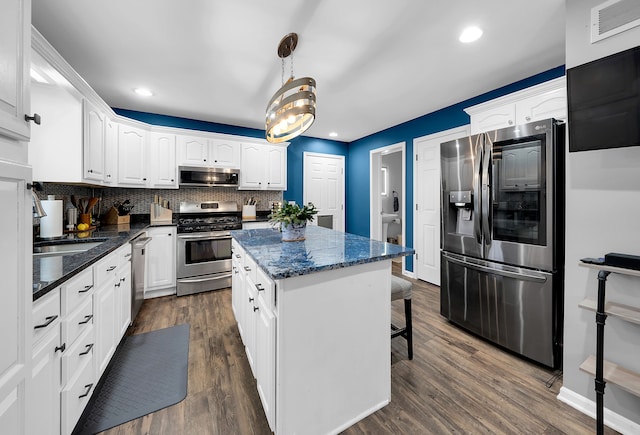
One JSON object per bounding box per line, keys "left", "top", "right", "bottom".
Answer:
{"left": 557, "top": 387, "right": 640, "bottom": 435}
{"left": 401, "top": 269, "right": 416, "bottom": 279}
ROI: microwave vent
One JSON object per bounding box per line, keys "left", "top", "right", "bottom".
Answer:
{"left": 591, "top": 0, "right": 640, "bottom": 43}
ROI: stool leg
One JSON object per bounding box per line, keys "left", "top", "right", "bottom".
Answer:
{"left": 404, "top": 298, "right": 413, "bottom": 360}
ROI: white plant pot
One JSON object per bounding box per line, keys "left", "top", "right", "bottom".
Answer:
{"left": 281, "top": 222, "right": 307, "bottom": 242}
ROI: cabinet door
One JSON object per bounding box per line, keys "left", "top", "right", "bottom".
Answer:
{"left": 118, "top": 124, "right": 147, "bottom": 186}
{"left": 177, "top": 135, "right": 209, "bottom": 166}
{"left": 515, "top": 87, "right": 567, "bottom": 124}
{"left": 145, "top": 227, "right": 176, "bottom": 291}
{"left": 0, "top": 161, "right": 31, "bottom": 435}
{"left": 0, "top": 0, "right": 30, "bottom": 142}
{"left": 29, "top": 325, "right": 62, "bottom": 435}
{"left": 243, "top": 277, "right": 258, "bottom": 377}
{"left": 149, "top": 132, "right": 177, "bottom": 187}
{"left": 211, "top": 138, "right": 240, "bottom": 168}
{"left": 232, "top": 258, "right": 245, "bottom": 339}
{"left": 116, "top": 264, "right": 132, "bottom": 339}
{"left": 265, "top": 145, "right": 287, "bottom": 190}
{"left": 239, "top": 143, "right": 265, "bottom": 189}
{"left": 256, "top": 293, "right": 276, "bottom": 431}
{"left": 104, "top": 117, "right": 118, "bottom": 184}
{"left": 83, "top": 100, "right": 106, "bottom": 182}
{"left": 470, "top": 104, "right": 516, "bottom": 134}
{"left": 95, "top": 281, "right": 116, "bottom": 377}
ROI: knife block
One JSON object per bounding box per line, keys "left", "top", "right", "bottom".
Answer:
{"left": 102, "top": 207, "right": 130, "bottom": 225}
{"left": 151, "top": 204, "right": 172, "bottom": 224}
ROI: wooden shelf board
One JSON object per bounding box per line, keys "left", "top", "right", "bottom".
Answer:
{"left": 580, "top": 355, "right": 640, "bottom": 397}
{"left": 578, "top": 298, "right": 640, "bottom": 325}
{"left": 579, "top": 262, "right": 640, "bottom": 277}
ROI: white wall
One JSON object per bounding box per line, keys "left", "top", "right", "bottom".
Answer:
{"left": 563, "top": 0, "right": 640, "bottom": 428}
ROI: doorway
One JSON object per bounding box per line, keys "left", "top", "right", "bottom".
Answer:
{"left": 370, "top": 142, "right": 405, "bottom": 262}
{"left": 413, "top": 126, "right": 468, "bottom": 285}
{"left": 303, "top": 152, "right": 345, "bottom": 231}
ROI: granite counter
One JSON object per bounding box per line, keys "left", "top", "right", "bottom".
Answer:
{"left": 230, "top": 225, "right": 414, "bottom": 280}
{"left": 33, "top": 222, "right": 174, "bottom": 300}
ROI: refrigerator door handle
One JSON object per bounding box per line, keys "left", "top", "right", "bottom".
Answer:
{"left": 473, "top": 142, "right": 483, "bottom": 244}
{"left": 443, "top": 252, "right": 548, "bottom": 283}
{"left": 481, "top": 141, "right": 492, "bottom": 247}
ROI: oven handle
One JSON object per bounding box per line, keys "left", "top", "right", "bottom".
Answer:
{"left": 178, "top": 233, "right": 231, "bottom": 240}
{"left": 178, "top": 273, "right": 232, "bottom": 284}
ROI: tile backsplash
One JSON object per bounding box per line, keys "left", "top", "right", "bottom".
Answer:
{"left": 38, "top": 184, "right": 283, "bottom": 218}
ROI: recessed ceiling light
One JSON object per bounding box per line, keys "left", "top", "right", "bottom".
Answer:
{"left": 459, "top": 26, "right": 483, "bottom": 43}
{"left": 329, "top": 132, "right": 338, "bottom": 138}
{"left": 134, "top": 87, "right": 153, "bottom": 97}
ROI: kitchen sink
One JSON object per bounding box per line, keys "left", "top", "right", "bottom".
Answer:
{"left": 33, "top": 241, "right": 105, "bottom": 257}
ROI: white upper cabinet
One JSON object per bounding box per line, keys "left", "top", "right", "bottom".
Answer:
{"left": 0, "top": 0, "right": 31, "bottom": 144}
{"left": 104, "top": 117, "right": 118, "bottom": 184}
{"left": 210, "top": 138, "right": 241, "bottom": 168}
{"left": 149, "top": 131, "right": 177, "bottom": 188}
{"left": 239, "top": 143, "right": 287, "bottom": 190}
{"left": 118, "top": 123, "right": 147, "bottom": 186}
{"left": 28, "top": 78, "right": 83, "bottom": 183}
{"left": 177, "top": 135, "right": 241, "bottom": 168}
{"left": 177, "top": 135, "right": 208, "bottom": 166}
{"left": 466, "top": 77, "right": 566, "bottom": 134}
{"left": 83, "top": 99, "right": 106, "bottom": 182}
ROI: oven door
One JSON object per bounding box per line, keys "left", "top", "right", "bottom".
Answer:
{"left": 177, "top": 231, "right": 232, "bottom": 286}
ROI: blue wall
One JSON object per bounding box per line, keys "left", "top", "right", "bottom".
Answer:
{"left": 346, "top": 66, "right": 565, "bottom": 272}
{"left": 116, "top": 65, "right": 565, "bottom": 273}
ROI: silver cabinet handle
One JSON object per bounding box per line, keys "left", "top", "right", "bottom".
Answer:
{"left": 34, "top": 315, "right": 58, "bottom": 329}
{"left": 79, "top": 384, "right": 93, "bottom": 398}
{"left": 78, "top": 285, "right": 93, "bottom": 293}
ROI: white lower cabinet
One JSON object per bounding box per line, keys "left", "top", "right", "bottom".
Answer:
{"left": 29, "top": 241, "right": 134, "bottom": 435}
{"left": 234, "top": 243, "right": 276, "bottom": 430}
{"left": 145, "top": 226, "right": 176, "bottom": 298}
{"left": 30, "top": 290, "right": 62, "bottom": 435}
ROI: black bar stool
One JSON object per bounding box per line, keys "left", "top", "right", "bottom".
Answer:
{"left": 391, "top": 275, "right": 413, "bottom": 360}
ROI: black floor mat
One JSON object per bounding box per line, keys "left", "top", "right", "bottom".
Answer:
{"left": 72, "top": 324, "right": 190, "bottom": 435}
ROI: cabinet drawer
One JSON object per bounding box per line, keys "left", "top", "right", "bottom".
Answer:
{"left": 61, "top": 353, "right": 95, "bottom": 435}
{"left": 63, "top": 296, "right": 93, "bottom": 346}
{"left": 33, "top": 289, "right": 61, "bottom": 345}
{"left": 62, "top": 268, "right": 94, "bottom": 316}
{"left": 256, "top": 267, "right": 275, "bottom": 310}
{"left": 118, "top": 244, "right": 132, "bottom": 268}
{"left": 94, "top": 251, "right": 119, "bottom": 284}
{"left": 244, "top": 254, "right": 257, "bottom": 283}
{"left": 62, "top": 325, "right": 95, "bottom": 386}
{"left": 232, "top": 245, "right": 244, "bottom": 264}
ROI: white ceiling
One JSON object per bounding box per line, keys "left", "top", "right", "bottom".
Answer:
{"left": 31, "top": 0, "right": 566, "bottom": 142}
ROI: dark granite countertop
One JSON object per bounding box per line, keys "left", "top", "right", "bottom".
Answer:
{"left": 33, "top": 222, "right": 175, "bottom": 301}
{"left": 241, "top": 210, "right": 271, "bottom": 223}
{"left": 231, "top": 226, "right": 414, "bottom": 280}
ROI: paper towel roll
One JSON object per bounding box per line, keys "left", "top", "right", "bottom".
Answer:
{"left": 40, "top": 200, "right": 63, "bottom": 238}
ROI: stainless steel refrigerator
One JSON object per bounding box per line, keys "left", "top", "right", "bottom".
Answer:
{"left": 440, "top": 118, "right": 565, "bottom": 368}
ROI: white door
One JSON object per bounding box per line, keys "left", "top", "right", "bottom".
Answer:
{"left": 303, "top": 152, "right": 345, "bottom": 232}
{"left": 414, "top": 127, "right": 468, "bottom": 285}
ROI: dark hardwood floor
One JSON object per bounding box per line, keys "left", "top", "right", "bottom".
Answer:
{"left": 100, "top": 263, "right": 615, "bottom": 434}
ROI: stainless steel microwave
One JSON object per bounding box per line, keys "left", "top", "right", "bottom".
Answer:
{"left": 178, "top": 166, "right": 239, "bottom": 187}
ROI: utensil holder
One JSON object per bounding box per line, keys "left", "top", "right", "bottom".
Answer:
{"left": 79, "top": 213, "right": 91, "bottom": 225}
{"left": 150, "top": 204, "right": 172, "bottom": 224}
{"left": 242, "top": 205, "right": 256, "bottom": 219}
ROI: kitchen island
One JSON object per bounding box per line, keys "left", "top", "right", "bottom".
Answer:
{"left": 231, "top": 226, "right": 414, "bottom": 435}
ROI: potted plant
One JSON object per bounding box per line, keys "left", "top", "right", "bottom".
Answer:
{"left": 269, "top": 202, "right": 318, "bottom": 241}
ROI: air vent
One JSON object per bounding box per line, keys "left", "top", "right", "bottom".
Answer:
{"left": 591, "top": 0, "right": 640, "bottom": 43}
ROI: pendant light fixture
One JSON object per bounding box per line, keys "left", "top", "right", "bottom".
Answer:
{"left": 265, "top": 33, "right": 316, "bottom": 143}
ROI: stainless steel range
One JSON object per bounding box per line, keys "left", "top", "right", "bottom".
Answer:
{"left": 176, "top": 201, "right": 242, "bottom": 296}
